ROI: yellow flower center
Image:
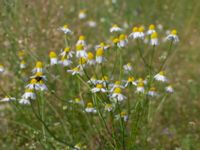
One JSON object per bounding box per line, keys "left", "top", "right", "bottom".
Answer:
{"left": 96, "top": 48, "right": 104, "bottom": 56}
{"left": 36, "top": 61, "right": 43, "bottom": 68}
{"left": 18, "top": 50, "right": 25, "bottom": 57}
{"left": 79, "top": 35, "right": 85, "bottom": 40}
{"left": 64, "top": 47, "right": 70, "bottom": 52}
{"left": 151, "top": 32, "right": 158, "bottom": 39}
{"left": 25, "top": 89, "right": 33, "bottom": 93}
{"left": 105, "top": 104, "right": 112, "bottom": 109}
{"left": 115, "top": 81, "right": 121, "bottom": 85}
{"left": 128, "top": 76, "right": 135, "bottom": 82}
{"left": 137, "top": 82, "right": 144, "bottom": 87}
{"left": 171, "top": 29, "right": 177, "bottom": 35}
{"left": 35, "top": 72, "right": 43, "bottom": 77}
{"left": 112, "top": 24, "right": 118, "bottom": 28}
{"left": 120, "top": 111, "right": 127, "bottom": 117}
{"left": 139, "top": 26, "right": 144, "bottom": 32}
{"left": 76, "top": 44, "right": 84, "bottom": 51}
{"left": 73, "top": 67, "right": 80, "bottom": 71}
{"left": 87, "top": 52, "right": 94, "bottom": 60}
{"left": 102, "top": 76, "right": 108, "bottom": 81}
{"left": 114, "top": 87, "right": 122, "bottom": 94}
{"left": 87, "top": 102, "right": 93, "bottom": 108}
{"left": 159, "top": 71, "right": 165, "bottom": 75}
{"left": 30, "top": 79, "right": 37, "bottom": 84}
{"left": 21, "top": 60, "right": 26, "bottom": 64}
{"left": 49, "top": 51, "right": 57, "bottom": 58}
{"left": 63, "top": 24, "right": 68, "bottom": 28}
{"left": 96, "top": 84, "right": 103, "bottom": 89}
{"left": 79, "top": 57, "right": 87, "bottom": 64}
{"left": 75, "top": 98, "right": 80, "bottom": 102}
{"left": 149, "top": 24, "right": 155, "bottom": 30}
{"left": 113, "top": 38, "right": 119, "bottom": 44}
{"left": 100, "top": 42, "right": 105, "bottom": 47}
{"left": 119, "top": 34, "right": 126, "bottom": 40}
{"left": 132, "top": 27, "right": 138, "bottom": 32}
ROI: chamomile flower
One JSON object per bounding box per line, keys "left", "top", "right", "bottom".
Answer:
{"left": 95, "top": 42, "right": 110, "bottom": 51}
{"left": 116, "top": 111, "right": 128, "bottom": 122}
{"left": 49, "top": 51, "right": 58, "bottom": 65}
{"left": 87, "top": 20, "right": 97, "bottom": 28}
{"left": 123, "top": 63, "right": 133, "bottom": 72}
{"left": 59, "top": 56, "right": 72, "bottom": 67}
{"left": 18, "top": 50, "right": 25, "bottom": 60}
{"left": 110, "top": 81, "right": 124, "bottom": 92}
{"left": 32, "top": 61, "right": 43, "bottom": 73}
{"left": 111, "top": 87, "right": 126, "bottom": 102}
{"left": 91, "top": 84, "right": 107, "bottom": 93}
{"left": 76, "top": 35, "right": 87, "bottom": 46}
{"left": 0, "top": 64, "right": 5, "bottom": 73}
{"left": 104, "top": 103, "right": 113, "bottom": 112}
{"left": 148, "top": 87, "right": 158, "bottom": 97}
{"left": 146, "top": 24, "right": 156, "bottom": 35}
{"left": 67, "top": 66, "right": 83, "bottom": 76}
{"left": 150, "top": 32, "right": 159, "bottom": 46}
{"left": 165, "top": 85, "right": 174, "bottom": 93}
{"left": 166, "top": 29, "right": 179, "bottom": 43}
{"left": 22, "top": 89, "right": 36, "bottom": 100}
{"left": 117, "top": 34, "right": 128, "bottom": 48}
{"left": 129, "top": 26, "right": 145, "bottom": 40}
{"left": 59, "top": 24, "right": 73, "bottom": 35}
{"left": 95, "top": 48, "right": 105, "bottom": 64}
{"left": 110, "top": 24, "right": 122, "bottom": 33}
{"left": 20, "top": 60, "right": 26, "bottom": 69}
{"left": 97, "top": 75, "right": 109, "bottom": 86}
{"left": 87, "top": 52, "right": 96, "bottom": 65}
{"left": 125, "top": 76, "right": 137, "bottom": 87}
{"left": 85, "top": 102, "right": 96, "bottom": 113}
{"left": 78, "top": 10, "right": 87, "bottom": 19}
{"left": 60, "top": 47, "right": 74, "bottom": 58}
{"left": 76, "top": 44, "right": 87, "bottom": 58}
{"left": 136, "top": 82, "right": 145, "bottom": 93}
{"left": 25, "top": 79, "right": 38, "bottom": 89}
{"left": 0, "top": 96, "right": 16, "bottom": 102}
{"left": 70, "top": 97, "right": 84, "bottom": 105}
{"left": 87, "top": 76, "right": 98, "bottom": 85}
{"left": 154, "top": 71, "right": 168, "bottom": 82}
{"left": 31, "top": 72, "right": 47, "bottom": 81}
{"left": 19, "top": 98, "right": 31, "bottom": 105}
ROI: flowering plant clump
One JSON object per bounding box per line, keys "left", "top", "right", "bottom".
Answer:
{"left": 1, "top": 22, "right": 178, "bottom": 149}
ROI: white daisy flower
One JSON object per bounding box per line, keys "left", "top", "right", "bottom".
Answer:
{"left": 49, "top": 51, "right": 58, "bottom": 65}
{"left": 136, "top": 82, "right": 145, "bottom": 93}
{"left": 129, "top": 26, "right": 145, "bottom": 40}
{"left": 150, "top": 32, "right": 159, "bottom": 46}
{"left": 123, "top": 63, "right": 133, "bottom": 72}
{"left": 60, "top": 47, "right": 74, "bottom": 58}
{"left": 0, "top": 64, "right": 5, "bottom": 73}
{"left": 76, "top": 44, "right": 87, "bottom": 58}
{"left": 166, "top": 29, "right": 179, "bottom": 43}
{"left": 148, "top": 87, "right": 158, "bottom": 97}
{"left": 154, "top": 71, "right": 168, "bottom": 82}
{"left": 30, "top": 72, "right": 47, "bottom": 81}
{"left": 95, "top": 42, "right": 110, "bottom": 51}
{"left": 117, "top": 34, "right": 128, "bottom": 48}
{"left": 78, "top": 10, "right": 87, "bottom": 19}
{"left": 110, "top": 81, "right": 124, "bottom": 92}
{"left": 69, "top": 97, "right": 84, "bottom": 106}
{"left": 116, "top": 111, "right": 128, "bottom": 122}
{"left": 22, "top": 89, "right": 36, "bottom": 100}
{"left": 76, "top": 35, "right": 87, "bottom": 46}
{"left": 87, "top": 20, "right": 97, "bottom": 28}
{"left": 146, "top": 24, "right": 156, "bottom": 35}
{"left": 67, "top": 67, "right": 83, "bottom": 76}
{"left": 110, "top": 87, "right": 126, "bottom": 102}
{"left": 91, "top": 84, "right": 107, "bottom": 93}
{"left": 32, "top": 61, "right": 44, "bottom": 73}
{"left": 165, "top": 85, "right": 174, "bottom": 93}
{"left": 20, "top": 60, "right": 26, "bottom": 69}
{"left": 59, "top": 24, "right": 73, "bottom": 35}
{"left": 95, "top": 48, "right": 105, "bottom": 64}
{"left": 85, "top": 102, "right": 96, "bottom": 113}
{"left": 110, "top": 24, "right": 122, "bottom": 33}
{"left": 59, "top": 56, "right": 72, "bottom": 67}
{"left": 0, "top": 96, "right": 16, "bottom": 102}
{"left": 124, "top": 76, "right": 137, "bottom": 87}
{"left": 87, "top": 76, "right": 98, "bottom": 85}
{"left": 104, "top": 103, "right": 113, "bottom": 112}
{"left": 87, "top": 52, "right": 96, "bottom": 65}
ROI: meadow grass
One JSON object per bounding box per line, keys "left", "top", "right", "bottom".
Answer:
{"left": 0, "top": 0, "right": 200, "bottom": 149}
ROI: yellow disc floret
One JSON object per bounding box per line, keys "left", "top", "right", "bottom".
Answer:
{"left": 114, "top": 87, "right": 122, "bottom": 94}
{"left": 49, "top": 51, "right": 57, "bottom": 58}
{"left": 151, "top": 32, "right": 158, "bottom": 39}
{"left": 96, "top": 48, "right": 104, "bottom": 56}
